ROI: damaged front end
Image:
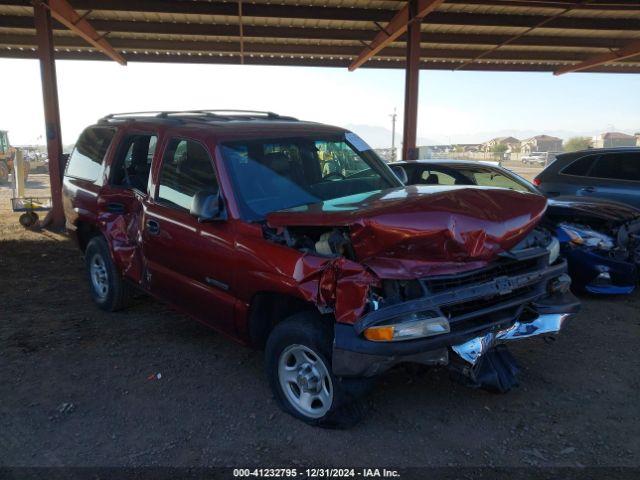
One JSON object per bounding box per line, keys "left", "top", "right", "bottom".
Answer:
{"left": 547, "top": 197, "right": 640, "bottom": 294}
{"left": 331, "top": 230, "right": 578, "bottom": 391}
{"left": 265, "top": 186, "right": 579, "bottom": 392}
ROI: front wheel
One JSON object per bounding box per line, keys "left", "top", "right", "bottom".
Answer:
{"left": 265, "top": 312, "right": 369, "bottom": 428}
{"left": 85, "top": 236, "right": 131, "bottom": 311}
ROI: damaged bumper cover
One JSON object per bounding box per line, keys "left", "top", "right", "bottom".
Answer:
{"left": 333, "top": 251, "right": 580, "bottom": 377}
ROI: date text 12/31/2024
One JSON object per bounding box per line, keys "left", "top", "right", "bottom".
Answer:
{"left": 233, "top": 468, "right": 401, "bottom": 478}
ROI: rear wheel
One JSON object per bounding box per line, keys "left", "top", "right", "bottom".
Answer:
{"left": 85, "top": 236, "right": 131, "bottom": 311}
{"left": 265, "top": 312, "right": 370, "bottom": 428}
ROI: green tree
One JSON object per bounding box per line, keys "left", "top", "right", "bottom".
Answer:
{"left": 563, "top": 136, "right": 591, "bottom": 152}
{"left": 491, "top": 143, "right": 508, "bottom": 158}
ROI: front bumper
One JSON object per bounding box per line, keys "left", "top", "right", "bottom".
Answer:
{"left": 451, "top": 312, "right": 571, "bottom": 365}
{"left": 333, "top": 298, "right": 578, "bottom": 377}
{"left": 332, "top": 253, "right": 580, "bottom": 377}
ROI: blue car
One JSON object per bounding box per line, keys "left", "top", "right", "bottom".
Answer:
{"left": 392, "top": 160, "right": 640, "bottom": 295}
{"left": 545, "top": 197, "right": 640, "bottom": 294}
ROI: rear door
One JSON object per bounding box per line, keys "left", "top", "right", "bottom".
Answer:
{"left": 142, "top": 137, "right": 237, "bottom": 334}
{"left": 63, "top": 126, "right": 116, "bottom": 231}
{"left": 542, "top": 153, "right": 599, "bottom": 197}
{"left": 582, "top": 152, "right": 640, "bottom": 208}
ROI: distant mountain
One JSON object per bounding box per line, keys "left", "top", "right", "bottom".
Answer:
{"left": 345, "top": 124, "right": 638, "bottom": 148}
{"left": 345, "top": 124, "right": 438, "bottom": 149}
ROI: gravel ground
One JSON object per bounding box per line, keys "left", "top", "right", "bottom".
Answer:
{"left": 1, "top": 176, "right": 639, "bottom": 470}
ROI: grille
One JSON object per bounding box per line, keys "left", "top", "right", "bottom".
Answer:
{"left": 441, "top": 286, "right": 535, "bottom": 320}
{"left": 423, "top": 257, "right": 540, "bottom": 294}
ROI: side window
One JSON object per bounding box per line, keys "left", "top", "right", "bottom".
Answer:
{"left": 157, "top": 139, "right": 218, "bottom": 211}
{"left": 418, "top": 169, "right": 457, "bottom": 185}
{"left": 110, "top": 134, "right": 157, "bottom": 192}
{"left": 66, "top": 127, "right": 115, "bottom": 181}
{"left": 589, "top": 153, "right": 640, "bottom": 181}
{"left": 472, "top": 171, "right": 529, "bottom": 192}
{"left": 561, "top": 155, "right": 597, "bottom": 177}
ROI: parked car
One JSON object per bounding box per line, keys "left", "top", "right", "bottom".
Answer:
{"left": 63, "top": 111, "right": 578, "bottom": 427}
{"left": 393, "top": 160, "right": 640, "bottom": 294}
{"left": 534, "top": 147, "right": 640, "bottom": 209}
{"left": 522, "top": 151, "right": 560, "bottom": 166}
{"left": 521, "top": 152, "right": 547, "bottom": 166}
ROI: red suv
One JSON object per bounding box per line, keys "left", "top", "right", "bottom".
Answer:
{"left": 63, "top": 111, "right": 579, "bottom": 427}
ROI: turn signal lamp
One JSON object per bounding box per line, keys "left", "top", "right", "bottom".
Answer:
{"left": 364, "top": 314, "right": 450, "bottom": 342}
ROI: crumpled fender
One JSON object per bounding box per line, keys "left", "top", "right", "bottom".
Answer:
{"left": 292, "top": 255, "right": 379, "bottom": 324}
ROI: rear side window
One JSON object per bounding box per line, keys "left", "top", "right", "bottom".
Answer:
{"left": 561, "top": 155, "right": 597, "bottom": 177}
{"left": 157, "top": 139, "right": 218, "bottom": 211}
{"left": 417, "top": 169, "right": 456, "bottom": 185}
{"left": 589, "top": 153, "right": 640, "bottom": 181}
{"left": 472, "top": 171, "right": 530, "bottom": 192}
{"left": 66, "top": 127, "right": 115, "bottom": 181}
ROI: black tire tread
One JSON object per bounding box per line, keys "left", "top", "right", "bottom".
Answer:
{"left": 85, "top": 235, "right": 132, "bottom": 312}
{"left": 265, "top": 311, "right": 369, "bottom": 429}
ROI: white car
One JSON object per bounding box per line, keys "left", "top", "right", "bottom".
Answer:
{"left": 522, "top": 152, "right": 548, "bottom": 166}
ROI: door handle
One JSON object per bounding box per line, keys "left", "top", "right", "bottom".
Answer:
{"left": 106, "top": 202, "right": 126, "bottom": 214}
{"left": 146, "top": 219, "right": 160, "bottom": 235}
{"left": 580, "top": 186, "right": 596, "bottom": 194}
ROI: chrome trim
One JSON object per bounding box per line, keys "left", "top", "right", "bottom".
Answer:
{"left": 451, "top": 313, "right": 572, "bottom": 365}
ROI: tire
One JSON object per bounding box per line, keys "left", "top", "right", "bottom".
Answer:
{"left": 265, "top": 311, "right": 370, "bottom": 428}
{"left": 19, "top": 212, "right": 38, "bottom": 228}
{"left": 84, "top": 236, "right": 131, "bottom": 311}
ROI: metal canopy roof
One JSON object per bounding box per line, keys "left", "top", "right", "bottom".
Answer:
{"left": 1, "top": 0, "right": 640, "bottom": 73}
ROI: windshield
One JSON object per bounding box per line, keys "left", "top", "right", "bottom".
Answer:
{"left": 220, "top": 134, "right": 398, "bottom": 220}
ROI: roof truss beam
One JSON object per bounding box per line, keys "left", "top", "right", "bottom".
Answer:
{"left": 554, "top": 38, "right": 640, "bottom": 74}
{"left": 2, "top": 47, "right": 640, "bottom": 74}
{"left": 0, "top": 15, "right": 637, "bottom": 49}
{"left": 349, "top": 0, "right": 446, "bottom": 71}
{"left": 39, "top": 0, "right": 126, "bottom": 64}
{"left": 2, "top": 2, "right": 639, "bottom": 29}
{"left": 4, "top": 32, "right": 640, "bottom": 64}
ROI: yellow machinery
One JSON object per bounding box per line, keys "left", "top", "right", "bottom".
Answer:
{"left": 0, "top": 130, "right": 30, "bottom": 183}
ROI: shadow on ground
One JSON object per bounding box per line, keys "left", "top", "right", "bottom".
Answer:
{"left": 0, "top": 220, "right": 639, "bottom": 468}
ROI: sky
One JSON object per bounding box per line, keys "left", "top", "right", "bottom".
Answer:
{"left": 0, "top": 57, "right": 638, "bottom": 147}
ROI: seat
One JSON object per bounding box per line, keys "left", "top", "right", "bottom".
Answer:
{"left": 263, "top": 152, "right": 292, "bottom": 179}
{"left": 125, "top": 139, "right": 151, "bottom": 191}
{"left": 424, "top": 173, "right": 440, "bottom": 185}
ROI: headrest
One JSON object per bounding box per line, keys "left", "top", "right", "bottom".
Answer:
{"left": 263, "top": 152, "right": 290, "bottom": 175}
{"left": 425, "top": 173, "right": 439, "bottom": 184}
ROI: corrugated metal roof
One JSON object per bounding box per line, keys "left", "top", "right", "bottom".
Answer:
{"left": 0, "top": 0, "right": 639, "bottom": 72}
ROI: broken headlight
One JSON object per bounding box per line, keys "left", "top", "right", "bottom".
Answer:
{"left": 558, "top": 223, "right": 615, "bottom": 251}
{"left": 547, "top": 235, "right": 560, "bottom": 265}
{"left": 364, "top": 313, "right": 450, "bottom": 342}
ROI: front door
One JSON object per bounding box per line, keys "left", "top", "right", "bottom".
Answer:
{"left": 142, "top": 137, "right": 237, "bottom": 334}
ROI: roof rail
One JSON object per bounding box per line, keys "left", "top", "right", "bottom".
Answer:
{"left": 98, "top": 110, "right": 298, "bottom": 123}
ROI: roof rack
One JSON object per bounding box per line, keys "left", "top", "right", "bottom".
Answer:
{"left": 98, "top": 110, "right": 298, "bottom": 124}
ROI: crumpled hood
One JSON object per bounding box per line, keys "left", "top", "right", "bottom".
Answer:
{"left": 267, "top": 185, "right": 548, "bottom": 278}
{"left": 547, "top": 196, "right": 640, "bottom": 223}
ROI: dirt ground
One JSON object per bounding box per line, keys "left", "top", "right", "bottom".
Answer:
{"left": 1, "top": 174, "right": 639, "bottom": 470}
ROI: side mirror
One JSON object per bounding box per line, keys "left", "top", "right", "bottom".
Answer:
{"left": 390, "top": 165, "right": 408, "bottom": 185}
{"left": 190, "top": 190, "right": 226, "bottom": 222}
